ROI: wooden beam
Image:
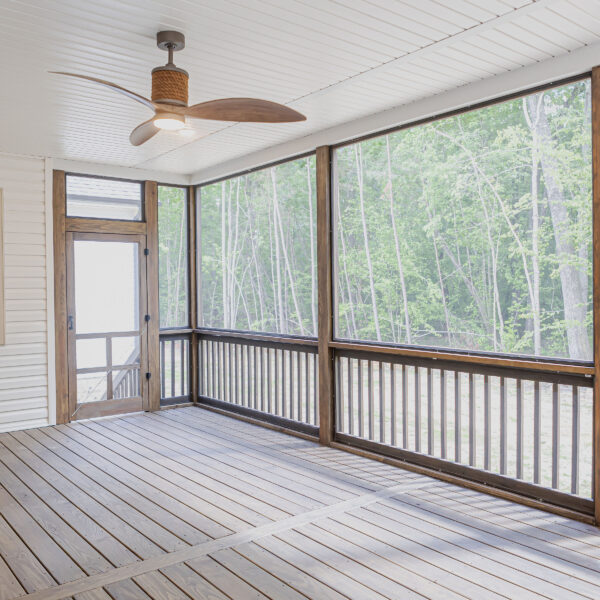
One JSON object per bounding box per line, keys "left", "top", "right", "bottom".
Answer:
{"left": 65, "top": 217, "right": 146, "bottom": 235}
{"left": 188, "top": 186, "right": 198, "bottom": 403}
{"left": 145, "top": 181, "right": 160, "bottom": 411}
{"left": 52, "top": 170, "right": 69, "bottom": 424}
{"left": 316, "top": 146, "right": 334, "bottom": 445}
{"left": 593, "top": 67, "right": 600, "bottom": 525}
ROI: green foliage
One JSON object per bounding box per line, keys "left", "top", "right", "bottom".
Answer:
{"left": 335, "top": 80, "right": 592, "bottom": 360}
{"left": 158, "top": 186, "right": 188, "bottom": 328}
{"left": 201, "top": 156, "right": 317, "bottom": 336}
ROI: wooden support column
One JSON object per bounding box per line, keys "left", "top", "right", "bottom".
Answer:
{"left": 188, "top": 185, "right": 198, "bottom": 403}
{"left": 145, "top": 181, "right": 160, "bottom": 411}
{"left": 317, "top": 146, "right": 334, "bottom": 445}
{"left": 52, "top": 170, "right": 69, "bottom": 424}
{"left": 593, "top": 67, "right": 600, "bottom": 524}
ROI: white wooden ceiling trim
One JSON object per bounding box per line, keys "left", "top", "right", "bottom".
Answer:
{"left": 190, "top": 39, "right": 600, "bottom": 184}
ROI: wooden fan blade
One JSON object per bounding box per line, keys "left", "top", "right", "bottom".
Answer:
{"left": 182, "top": 98, "right": 306, "bottom": 123}
{"left": 50, "top": 72, "right": 155, "bottom": 110}
{"left": 130, "top": 119, "right": 159, "bottom": 146}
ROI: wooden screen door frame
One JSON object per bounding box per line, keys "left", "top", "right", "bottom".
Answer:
{"left": 65, "top": 231, "right": 149, "bottom": 420}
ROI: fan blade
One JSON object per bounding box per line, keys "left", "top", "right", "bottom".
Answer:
{"left": 50, "top": 72, "right": 155, "bottom": 110}
{"left": 182, "top": 98, "right": 306, "bottom": 123}
{"left": 130, "top": 119, "right": 159, "bottom": 146}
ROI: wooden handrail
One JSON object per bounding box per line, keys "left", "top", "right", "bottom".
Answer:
{"left": 330, "top": 341, "right": 594, "bottom": 377}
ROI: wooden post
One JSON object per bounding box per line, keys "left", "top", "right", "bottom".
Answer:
{"left": 317, "top": 146, "right": 334, "bottom": 444}
{"left": 188, "top": 185, "right": 198, "bottom": 403}
{"left": 593, "top": 67, "right": 600, "bottom": 524}
{"left": 52, "top": 170, "right": 69, "bottom": 424}
{"left": 145, "top": 181, "right": 160, "bottom": 411}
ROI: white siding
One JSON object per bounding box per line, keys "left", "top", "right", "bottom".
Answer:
{"left": 0, "top": 154, "right": 51, "bottom": 432}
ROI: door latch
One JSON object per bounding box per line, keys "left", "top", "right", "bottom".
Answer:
{"left": 67, "top": 315, "right": 74, "bottom": 330}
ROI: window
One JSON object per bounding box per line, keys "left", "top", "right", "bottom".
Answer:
{"left": 333, "top": 79, "right": 592, "bottom": 361}
{"left": 66, "top": 175, "right": 142, "bottom": 220}
{"left": 200, "top": 155, "right": 317, "bottom": 337}
{"left": 158, "top": 186, "right": 188, "bottom": 328}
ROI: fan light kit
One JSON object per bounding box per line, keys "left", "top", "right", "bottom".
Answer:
{"left": 51, "top": 31, "right": 306, "bottom": 146}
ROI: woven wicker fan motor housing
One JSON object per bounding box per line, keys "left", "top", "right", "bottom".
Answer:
{"left": 151, "top": 66, "right": 189, "bottom": 105}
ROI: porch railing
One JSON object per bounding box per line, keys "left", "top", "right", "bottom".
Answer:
{"left": 159, "top": 332, "right": 191, "bottom": 405}
{"left": 334, "top": 347, "right": 594, "bottom": 513}
{"left": 197, "top": 331, "right": 319, "bottom": 435}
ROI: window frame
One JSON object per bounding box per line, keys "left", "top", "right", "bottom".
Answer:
{"left": 330, "top": 73, "right": 594, "bottom": 368}
{"left": 157, "top": 183, "right": 191, "bottom": 331}
{"left": 195, "top": 151, "right": 318, "bottom": 339}
{"left": 65, "top": 172, "right": 145, "bottom": 223}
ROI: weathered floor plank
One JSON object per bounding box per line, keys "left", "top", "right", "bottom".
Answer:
{"left": 2, "top": 405, "right": 600, "bottom": 600}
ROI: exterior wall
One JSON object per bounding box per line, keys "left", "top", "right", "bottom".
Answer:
{"left": 0, "top": 153, "right": 54, "bottom": 432}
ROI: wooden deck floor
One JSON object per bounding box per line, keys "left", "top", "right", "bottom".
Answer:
{"left": 1, "top": 407, "right": 600, "bottom": 599}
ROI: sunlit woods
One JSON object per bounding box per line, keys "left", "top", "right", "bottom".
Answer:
{"left": 335, "top": 80, "right": 592, "bottom": 360}
{"left": 158, "top": 186, "right": 188, "bottom": 328}
{"left": 200, "top": 156, "right": 317, "bottom": 336}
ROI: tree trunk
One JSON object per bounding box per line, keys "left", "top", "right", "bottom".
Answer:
{"left": 386, "top": 137, "right": 411, "bottom": 344}
{"left": 532, "top": 94, "right": 592, "bottom": 359}
{"left": 355, "top": 145, "right": 381, "bottom": 341}
{"left": 306, "top": 158, "right": 317, "bottom": 336}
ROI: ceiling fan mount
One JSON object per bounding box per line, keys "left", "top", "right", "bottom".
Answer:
{"left": 50, "top": 30, "right": 306, "bottom": 146}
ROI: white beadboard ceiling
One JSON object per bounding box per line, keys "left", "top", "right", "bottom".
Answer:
{"left": 2, "top": 0, "right": 600, "bottom": 178}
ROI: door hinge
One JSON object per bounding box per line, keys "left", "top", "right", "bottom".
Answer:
{"left": 145, "top": 314, "right": 151, "bottom": 322}
{"left": 144, "top": 248, "right": 150, "bottom": 256}
{"left": 146, "top": 372, "right": 151, "bottom": 380}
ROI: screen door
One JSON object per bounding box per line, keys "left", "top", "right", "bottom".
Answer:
{"left": 66, "top": 232, "right": 148, "bottom": 420}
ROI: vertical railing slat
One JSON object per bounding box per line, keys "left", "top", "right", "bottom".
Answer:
{"left": 533, "top": 380, "right": 541, "bottom": 484}
{"left": 368, "top": 360, "right": 374, "bottom": 441}
{"left": 484, "top": 375, "right": 491, "bottom": 471}
{"left": 469, "top": 373, "right": 475, "bottom": 467}
{"left": 572, "top": 386, "right": 580, "bottom": 495}
{"left": 348, "top": 357, "right": 354, "bottom": 435}
{"left": 440, "top": 370, "right": 446, "bottom": 459}
{"left": 358, "top": 360, "right": 364, "bottom": 438}
{"left": 516, "top": 379, "right": 523, "bottom": 480}
{"left": 390, "top": 364, "right": 396, "bottom": 447}
{"left": 379, "top": 362, "right": 385, "bottom": 444}
{"left": 455, "top": 372, "right": 461, "bottom": 463}
{"left": 415, "top": 367, "right": 421, "bottom": 453}
{"left": 402, "top": 364, "right": 408, "bottom": 449}
{"left": 552, "top": 382, "right": 560, "bottom": 490}
{"left": 500, "top": 377, "right": 507, "bottom": 475}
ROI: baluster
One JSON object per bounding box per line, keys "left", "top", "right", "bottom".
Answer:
{"left": 484, "top": 375, "right": 491, "bottom": 471}
{"left": 358, "top": 360, "right": 364, "bottom": 438}
{"left": 455, "top": 372, "right": 461, "bottom": 463}
{"left": 267, "top": 348, "right": 272, "bottom": 414}
{"left": 289, "top": 350, "right": 294, "bottom": 420}
{"left": 234, "top": 344, "right": 240, "bottom": 405}
{"left": 402, "top": 364, "right": 408, "bottom": 448}
{"left": 533, "top": 380, "right": 541, "bottom": 484}
{"left": 297, "top": 351, "right": 302, "bottom": 421}
{"left": 500, "top": 377, "right": 507, "bottom": 475}
{"left": 348, "top": 358, "right": 355, "bottom": 436}
{"left": 275, "top": 349, "right": 280, "bottom": 416}
{"left": 379, "top": 362, "right": 385, "bottom": 444}
{"left": 254, "top": 345, "right": 258, "bottom": 410}
{"left": 282, "top": 350, "right": 287, "bottom": 418}
{"left": 516, "top": 379, "right": 523, "bottom": 480}
{"left": 304, "top": 351, "right": 309, "bottom": 424}
{"left": 247, "top": 344, "right": 252, "bottom": 408}
{"left": 415, "top": 367, "right": 421, "bottom": 453}
{"left": 571, "top": 386, "right": 580, "bottom": 495}
{"left": 368, "top": 360, "right": 374, "bottom": 441}
{"left": 552, "top": 383, "right": 560, "bottom": 489}
{"left": 469, "top": 372, "right": 475, "bottom": 467}
{"left": 221, "top": 341, "right": 225, "bottom": 402}
{"left": 181, "top": 339, "right": 185, "bottom": 397}
{"left": 390, "top": 363, "right": 396, "bottom": 446}
{"left": 261, "top": 347, "right": 266, "bottom": 412}
{"left": 313, "top": 353, "right": 318, "bottom": 425}
{"left": 337, "top": 356, "right": 343, "bottom": 432}
{"left": 440, "top": 370, "right": 446, "bottom": 459}
{"left": 211, "top": 341, "right": 216, "bottom": 399}
{"left": 228, "top": 343, "right": 233, "bottom": 404}
{"left": 427, "top": 368, "right": 433, "bottom": 455}
{"left": 171, "top": 340, "right": 176, "bottom": 399}
{"left": 160, "top": 339, "right": 166, "bottom": 399}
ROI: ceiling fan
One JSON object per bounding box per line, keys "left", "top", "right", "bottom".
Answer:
{"left": 51, "top": 31, "right": 306, "bottom": 146}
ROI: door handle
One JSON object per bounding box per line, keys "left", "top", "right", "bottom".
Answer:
{"left": 67, "top": 315, "right": 74, "bottom": 330}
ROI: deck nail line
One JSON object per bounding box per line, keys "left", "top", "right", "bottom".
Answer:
{"left": 18, "top": 479, "right": 434, "bottom": 600}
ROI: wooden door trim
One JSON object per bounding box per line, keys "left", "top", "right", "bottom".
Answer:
{"left": 65, "top": 231, "right": 148, "bottom": 420}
